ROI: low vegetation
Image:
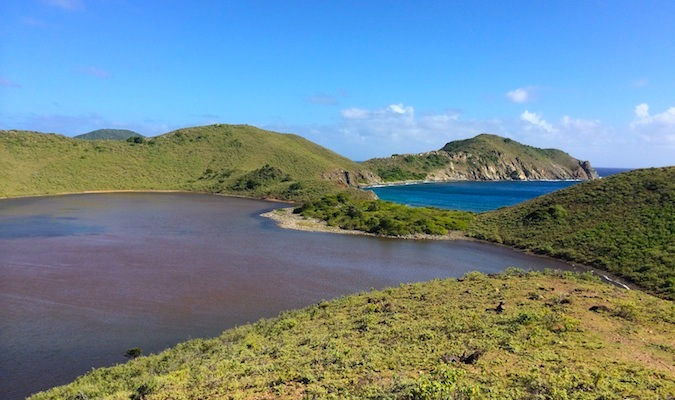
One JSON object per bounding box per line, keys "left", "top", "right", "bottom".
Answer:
{"left": 469, "top": 167, "right": 675, "bottom": 300}
{"left": 30, "top": 270, "right": 675, "bottom": 399}
{"left": 294, "top": 192, "right": 474, "bottom": 236}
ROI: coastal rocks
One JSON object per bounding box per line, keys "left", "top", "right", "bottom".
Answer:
{"left": 320, "top": 169, "right": 382, "bottom": 187}
{"left": 412, "top": 154, "right": 597, "bottom": 182}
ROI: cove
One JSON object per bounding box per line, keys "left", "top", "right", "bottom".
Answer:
{"left": 1, "top": 193, "right": 587, "bottom": 399}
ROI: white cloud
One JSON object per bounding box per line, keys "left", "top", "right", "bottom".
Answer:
{"left": 341, "top": 108, "right": 368, "bottom": 119}
{"left": 507, "top": 87, "right": 531, "bottom": 103}
{"left": 387, "top": 103, "right": 413, "bottom": 115}
{"left": 634, "top": 103, "right": 649, "bottom": 118}
{"left": 630, "top": 103, "right": 675, "bottom": 145}
{"left": 520, "top": 110, "right": 556, "bottom": 133}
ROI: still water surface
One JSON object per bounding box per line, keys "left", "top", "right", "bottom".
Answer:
{"left": 1, "top": 193, "right": 587, "bottom": 399}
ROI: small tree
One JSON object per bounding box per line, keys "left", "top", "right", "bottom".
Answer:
{"left": 124, "top": 347, "right": 142, "bottom": 359}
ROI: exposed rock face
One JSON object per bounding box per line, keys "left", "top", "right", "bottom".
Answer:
{"left": 320, "top": 169, "right": 382, "bottom": 187}
{"left": 423, "top": 151, "right": 599, "bottom": 181}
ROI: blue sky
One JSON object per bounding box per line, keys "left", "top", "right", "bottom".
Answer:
{"left": 1, "top": 0, "right": 674, "bottom": 168}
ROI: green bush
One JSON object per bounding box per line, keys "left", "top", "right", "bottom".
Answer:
{"left": 296, "top": 193, "right": 474, "bottom": 237}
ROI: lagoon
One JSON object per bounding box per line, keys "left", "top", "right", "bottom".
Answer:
{"left": 1, "top": 193, "right": 588, "bottom": 399}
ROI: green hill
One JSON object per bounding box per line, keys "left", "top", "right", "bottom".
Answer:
{"left": 0, "top": 125, "right": 378, "bottom": 201}
{"left": 74, "top": 128, "right": 144, "bottom": 141}
{"left": 29, "top": 270, "right": 675, "bottom": 399}
{"left": 364, "top": 134, "right": 598, "bottom": 182}
{"left": 469, "top": 167, "right": 675, "bottom": 300}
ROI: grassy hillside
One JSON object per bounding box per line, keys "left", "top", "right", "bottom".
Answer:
{"left": 74, "top": 128, "right": 144, "bottom": 140}
{"left": 30, "top": 270, "right": 675, "bottom": 399}
{"left": 364, "top": 134, "right": 598, "bottom": 182}
{"left": 469, "top": 167, "right": 675, "bottom": 300}
{"left": 0, "top": 125, "right": 377, "bottom": 202}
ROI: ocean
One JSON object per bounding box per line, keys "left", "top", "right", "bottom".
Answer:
{"left": 369, "top": 167, "right": 632, "bottom": 213}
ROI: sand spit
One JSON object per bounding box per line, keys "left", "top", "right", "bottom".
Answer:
{"left": 261, "top": 207, "right": 471, "bottom": 241}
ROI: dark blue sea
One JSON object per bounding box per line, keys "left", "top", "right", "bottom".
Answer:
{"left": 369, "top": 167, "right": 632, "bottom": 213}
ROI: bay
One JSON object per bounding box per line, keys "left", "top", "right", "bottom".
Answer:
{"left": 369, "top": 168, "right": 633, "bottom": 212}
{"left": 1, "top": 193, "right": 591, "bottom": 399}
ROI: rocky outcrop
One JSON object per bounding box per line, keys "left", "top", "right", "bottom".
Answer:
{"left": 364, "top": 134, "right": 600, "bottom": 183}
{"left": 422, "top": 151, "right": 598, "bottom": 181}
{"left": 320, "top": 169, "right": 382, "bottom": 187}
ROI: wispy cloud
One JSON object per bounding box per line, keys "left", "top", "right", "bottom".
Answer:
{"left": 0, "top": 77, "right": 21, "bottom": 88}
{"left": 507, "top": 87, "right": 536, "bottom": 103}
{"left": 79, "top": 66, "right": 111, "bottom": 78}
{"left": 43, "top": 0, "right": 83, "bottom": 11}
{"left": 520, "top": 110, "right": 555, "bottom": 133}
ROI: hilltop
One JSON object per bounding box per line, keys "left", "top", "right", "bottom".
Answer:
{"left": 469, "top": 167, "right": 675, "bottom": 300}
{"left": 0, "top": 125, "right": 379, "bottom": 202}
{"left": 29, "top": 270, "right": 675, "bottom": 399}
{"left": 364, "top": 133, "right": 598, "bottom": 182}
{"left": 74, "top": 128, "right": 144, "bottom": 141}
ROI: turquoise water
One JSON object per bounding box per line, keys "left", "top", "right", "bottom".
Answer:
{"left": 369, "top": 168, "right": 632, "bottom": 212}
{"left": 370, "top": 181, "right": 579, "bottom": 212}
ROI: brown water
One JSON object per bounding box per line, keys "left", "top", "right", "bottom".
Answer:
{"left": 1, "top": 193, "right": 588, "bottom": 399}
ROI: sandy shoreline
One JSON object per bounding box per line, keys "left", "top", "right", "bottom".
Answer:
{"left": 261, "top": 207, "right": 472, "bottom": 241}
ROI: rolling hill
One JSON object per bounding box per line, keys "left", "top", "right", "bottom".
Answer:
{"left": 469, "top": 167, "right": 675, "bottom": 300}
{"left": 0, "top": 125, "right": 379, "bottom": 201}
{"left": 74, "top": 128, "right": 144, "bottom": 141}
{"left": 364, "top": 134, "right": 599, "bottom": 182}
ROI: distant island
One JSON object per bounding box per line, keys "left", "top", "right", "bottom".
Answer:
{"left": 74, "top": 128, "right": 144, "bottom": 141}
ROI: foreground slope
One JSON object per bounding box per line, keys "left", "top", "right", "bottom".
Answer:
{"left": 469, "top": 167, "right": 675, "bottom": 300}
{"left": 364, "top": 134, "right": 598, "bottom": 182}
{"left": 0, "top": 125, "right": 378, "bottom": 201}
{"left": 30, "top": 271, "right": 675, "bottom": 399}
